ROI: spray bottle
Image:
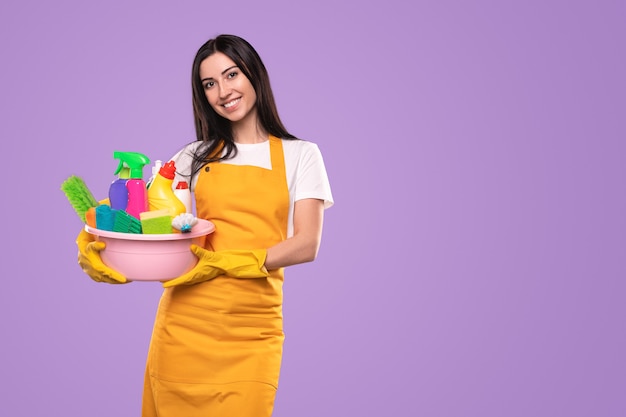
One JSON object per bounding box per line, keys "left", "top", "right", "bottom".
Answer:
{"left": 109, "top": 164, "right": 130, "bottom": 210}
{"left": 113, "top": 151, "right": 150, "bottom": 219}
{"left": 147, "top": 160, "right": 186, "bottom": 216}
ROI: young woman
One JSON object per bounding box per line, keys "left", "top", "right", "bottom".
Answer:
{"left": 76, "top": 34, "right": 333, "bottom": 416}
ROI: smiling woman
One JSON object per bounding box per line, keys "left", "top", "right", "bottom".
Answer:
{"left": 199, "top": 52, "right": 260, "bottom": 133}
{"left": 75, "top": 34, "right": 334, "bottom": 417}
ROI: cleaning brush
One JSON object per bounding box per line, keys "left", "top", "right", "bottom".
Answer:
{"left": 61, "top": 175, "right": 99, "bottom": 223}
{"left": 113, "top": 210, "right": 142, "bottom": 234}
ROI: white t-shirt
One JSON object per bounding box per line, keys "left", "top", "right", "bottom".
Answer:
{"left": 168, "top": 139, "right": 334, "bottom": 237}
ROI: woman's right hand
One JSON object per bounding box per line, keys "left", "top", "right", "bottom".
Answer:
{"left": 76, "top": 229, "right": 128, "bottom": 284}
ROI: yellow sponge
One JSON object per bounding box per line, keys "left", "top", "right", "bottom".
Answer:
{"left": 140, "top": 210, "right": 173, "bottom": 234}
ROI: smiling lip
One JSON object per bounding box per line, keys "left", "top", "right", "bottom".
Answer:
{"left": 223, "top": 98, "right": 241, "bottom": 110}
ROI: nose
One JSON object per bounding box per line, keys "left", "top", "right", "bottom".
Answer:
{"left": 218, "top": 82, "right": 231, "bottom": 99}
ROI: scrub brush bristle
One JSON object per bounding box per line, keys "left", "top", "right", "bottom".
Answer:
{"left": 61, "top": 175, "right": 99, "bottom": 223}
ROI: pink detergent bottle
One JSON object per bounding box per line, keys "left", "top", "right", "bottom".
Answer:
{"left": 113, "top": 151, "right": 150, "bottom": 219}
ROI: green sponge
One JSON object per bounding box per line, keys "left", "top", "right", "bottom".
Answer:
{"left": 140, "top": 210, "right": 173, "bottom": 234}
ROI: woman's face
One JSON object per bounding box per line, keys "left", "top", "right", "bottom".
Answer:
{"left": 199, "top": 52, "right": 258, "bottom": 125}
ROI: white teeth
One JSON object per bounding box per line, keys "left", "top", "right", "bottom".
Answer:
{"left": 224, "top": 98, "right": 240, "bottom": 108}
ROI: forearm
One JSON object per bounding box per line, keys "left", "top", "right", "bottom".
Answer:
{"left": 265, "top": 233, "right": 320, "bottom": 270}
{"left": 264, "top": 198, "right": 325, "bottom": 271}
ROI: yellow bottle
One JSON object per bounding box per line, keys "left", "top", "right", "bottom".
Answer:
{"left": 147, "top": 160, "right": 186, "bottom": 217}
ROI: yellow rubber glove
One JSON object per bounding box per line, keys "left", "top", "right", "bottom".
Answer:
{"left": 76, "top": 229, "right": 128, "bottom": 284}
{"left": 163, "top": 245, "right": 269, "bottom": 288}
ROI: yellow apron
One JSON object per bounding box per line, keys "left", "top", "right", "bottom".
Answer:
{"left": 142, "top": 136, "right": 289, "bottom": 417}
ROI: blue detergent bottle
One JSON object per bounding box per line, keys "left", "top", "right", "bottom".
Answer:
{"left": 109, "top": 164, "right": 130, "bottom": 210}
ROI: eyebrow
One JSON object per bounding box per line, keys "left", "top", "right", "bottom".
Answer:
{"left": 201, "top": 65, "right": 239, "bottom": 82}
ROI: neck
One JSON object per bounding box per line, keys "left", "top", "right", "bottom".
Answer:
{"left": 232, "top": 110, "right": 268, "bottom": 144}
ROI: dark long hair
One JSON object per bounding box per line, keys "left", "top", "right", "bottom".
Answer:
{"left": 188, "top": 34, "right": 296, "bottom": 181}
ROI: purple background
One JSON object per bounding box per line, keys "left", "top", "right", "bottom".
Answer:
{"left": 1, "top": 1, "right": 624, "bottom": 416}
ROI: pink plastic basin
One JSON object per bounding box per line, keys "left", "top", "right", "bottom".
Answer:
{"left": 85, "top": 219, "right": 215, "bottom": 281}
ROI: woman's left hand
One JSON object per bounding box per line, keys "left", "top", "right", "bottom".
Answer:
{"left": 163, "top": 246, "right": 269, "bottom": 287}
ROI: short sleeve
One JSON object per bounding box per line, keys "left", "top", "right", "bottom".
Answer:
{"left": 294, "top": 142, "right": 334, "bottom": 209}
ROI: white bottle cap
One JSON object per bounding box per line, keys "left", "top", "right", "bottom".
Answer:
{"left": 152, "top": 160, "right": 163, "bottom": 175}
